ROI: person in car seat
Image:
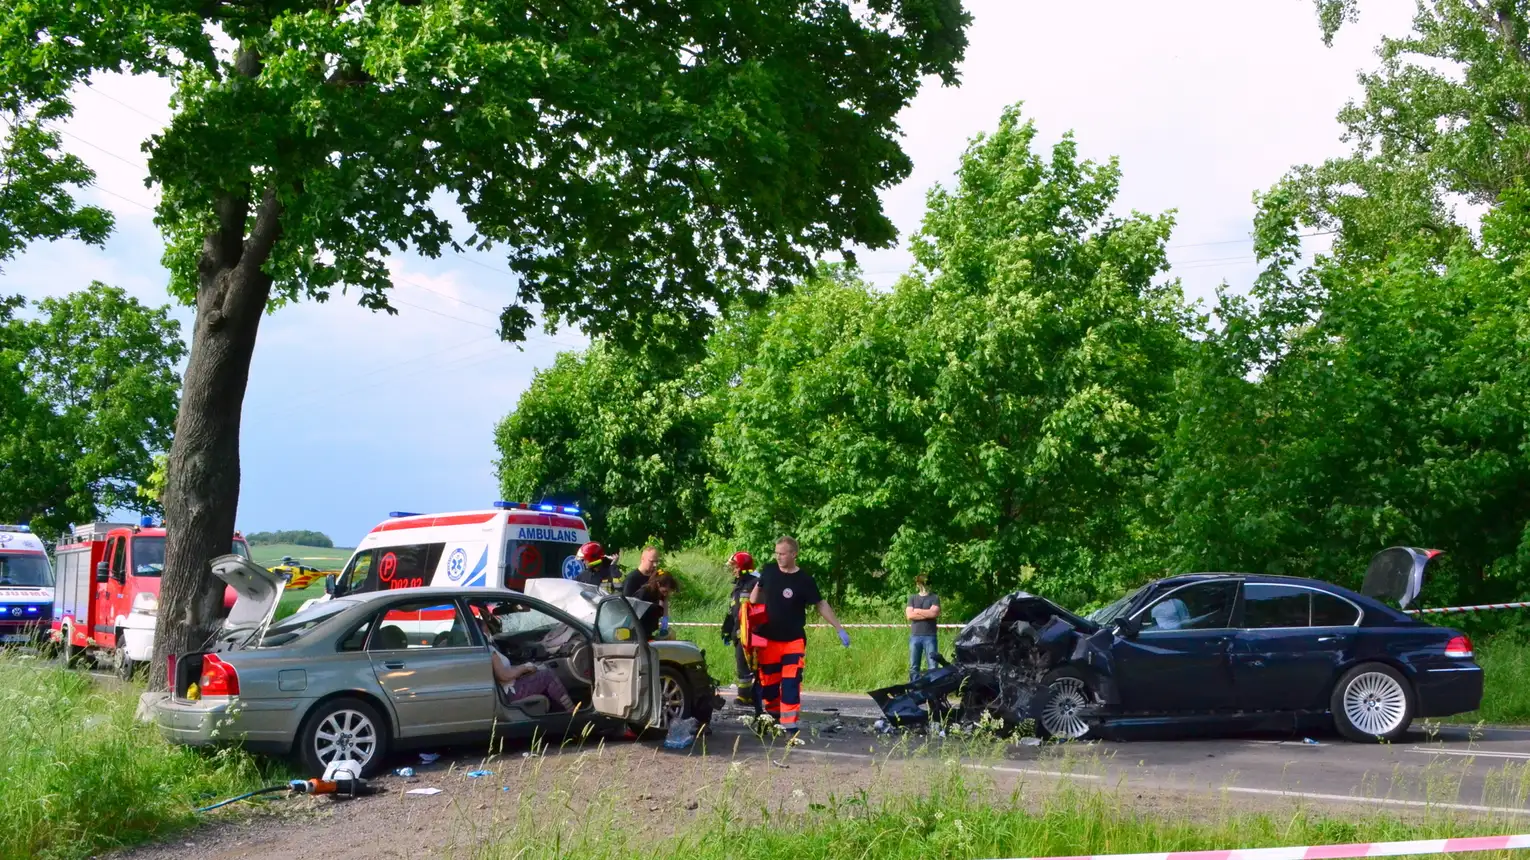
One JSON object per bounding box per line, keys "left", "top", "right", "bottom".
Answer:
{"left": 478, "top": 613, "right": 575, "bottom": 712}
{"left": 1150, "top": 598, "right": 1190, "bottom": 630}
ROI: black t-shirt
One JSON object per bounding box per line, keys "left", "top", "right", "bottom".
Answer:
{"left": 908, "top": 592, "right": 940, "bottom": 637}
{"left": 621, "top": 568, "right": 650, "bottom": 598}
{"left": 755, "top": 562, "right": 822, "bottom": 642}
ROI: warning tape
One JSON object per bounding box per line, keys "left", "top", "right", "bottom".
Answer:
{"left": 670, "top": 600, "right": 1528, "bottom": 631}
{"left": 1406, "top": 602, "right": 1530, "bottom": 616}
{"left": 990, "top": 833, "right": 1530, "bottom": 860}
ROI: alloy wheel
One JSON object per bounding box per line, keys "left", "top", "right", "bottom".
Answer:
{"left": 313, "top": 708, "right": 378, "bottom": 766}
{"left": 660, "top": 673, "right": 687, "bottom": 727}
{"left": 1342, "top": 671, "right": 1408, "bottom": 737}
{"left": 1039, "top": 677, "right": 1092, "bottom": 740}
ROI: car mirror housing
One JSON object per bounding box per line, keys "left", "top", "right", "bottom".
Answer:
{"left": 1115, "top": 616, "right": 1141, "bottom": 638}
{"left": 96, "top": 561, "right": 109, "bottom": 583}
{"left": 324, "top": 574, "right": 336, "bottom": 596}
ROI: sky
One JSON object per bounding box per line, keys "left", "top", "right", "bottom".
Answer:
{"left": 1, "top": 0, "right": 1417, "bottom": 546}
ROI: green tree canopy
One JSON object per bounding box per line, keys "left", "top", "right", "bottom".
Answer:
{"left": 0, "top": 0, "right": 970, "bottom": 685}
{"left": 0, "top": 284, "right": 185, "bottom": 537}
{"left": 245, "top": 529, "right": 334, "bottom": 547}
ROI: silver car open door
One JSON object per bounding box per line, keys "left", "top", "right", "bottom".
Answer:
{"left": 590, "top": 595, "right": 661, "bottom": 727}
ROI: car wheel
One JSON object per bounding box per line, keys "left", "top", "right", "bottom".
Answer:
{"left": 1037, "top": 668, "right": 1097, "bottom": 741}
{"left": 1331, "top": 663, "right": 1414, "bottom": 743}
{"left": 659, "top": 665, "right": 691, "bottom": 728}
{"left": 298, "top": 697, "right": 389, "bottom": 778}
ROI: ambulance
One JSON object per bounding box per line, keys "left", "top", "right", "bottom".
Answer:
{"left": 305, "top": 502, "right": 592, "bottom": 642}
{"left": 0, "top": 524, "right": 53, "bottom": 646}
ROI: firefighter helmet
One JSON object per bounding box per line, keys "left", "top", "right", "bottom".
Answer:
{"left": 576, "top": 541, "right": 605, "bottom": 563}
{"left": 730, "top": 551, "right": 756, "bottom": 572}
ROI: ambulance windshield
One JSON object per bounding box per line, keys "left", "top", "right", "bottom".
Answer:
{"left": 0, "top": 554, "right": 52, "bottom": 587}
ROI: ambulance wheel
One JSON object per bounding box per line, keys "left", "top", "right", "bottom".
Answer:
{"left": 298, "top": 697, "right": 389, "bottom": 778}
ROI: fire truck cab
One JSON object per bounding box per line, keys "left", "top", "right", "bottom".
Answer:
{"left": 51, "top": 519, "right": 251, "bottom": 676}
{"left": 0, "top": 524, "right": 53, "bottom": 646}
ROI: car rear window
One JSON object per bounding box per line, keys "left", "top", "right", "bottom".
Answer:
{"left": 260, "top": 599, "right": 357, "bottom": 647}
{"left": 1311, "top": 591, "right": 1361, "bottom": 626}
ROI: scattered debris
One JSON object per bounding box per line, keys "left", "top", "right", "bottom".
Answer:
{"left": 1303, "top": 737, "right": 1321, "bottom": 746}
{"left": 405, "top": 788, "right": 443, "bottom": 796}
{"left": 418, "top": 753, "right": 441, "bottom": 764}
{"left": 394, "top": 767, "right": 416, "bottom": 778}
{"left": 466, "top": 770, "right": 493, "bottom": 778}
{"left": 664, "top": 717, "right": 699, "bottom": 749}
{"left": 1018, "top": 737, "right": 1043, "bottom": 747}
{"left": 821, "top": 719, "right": 845, "bottom": 735}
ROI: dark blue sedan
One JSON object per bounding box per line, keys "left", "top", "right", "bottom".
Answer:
{"left": 873, "top": 547, "right": 1483, "bottom": 743}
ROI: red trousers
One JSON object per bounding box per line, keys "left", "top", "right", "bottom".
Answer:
{"left": 757, "top": 638, "right": 805, "bottom": 730}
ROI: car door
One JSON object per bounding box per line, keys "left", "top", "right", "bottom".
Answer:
{"left": 1112, "top": 580, "right": 1240, "bottom": 713}
{"left": 590, "top": 595, "right": 660, "bottom": 726}
{"left": 94, "top": 536, "right": 128, "bottom": 643}
{"left": 1232, "top": 583, "right": 1361, "bottom": 712}
{"left": 367, "top": 597, "right": 496, "bottom": 738}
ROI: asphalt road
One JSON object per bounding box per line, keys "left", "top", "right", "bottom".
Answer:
{"left": 716, "top": 687, "right": 1530, "bottom": 817}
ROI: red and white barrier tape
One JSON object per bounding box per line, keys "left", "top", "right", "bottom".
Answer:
{"left": 992, "top": 833, "right": 1530, "bottom": 860}
{"left": 670, "top": 601, "right": 1527, "bottom": 630}
{"left": 1406, "top": 602, "right": 1530, "bottom": 616}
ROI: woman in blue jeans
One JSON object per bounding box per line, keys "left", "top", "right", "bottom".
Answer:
{"left": 905, "top": 574, "right": 941, "bottom": 681}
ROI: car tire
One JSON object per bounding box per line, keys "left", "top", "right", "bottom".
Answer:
{"left": 1036, "top": 667, "right": 1099, "bottom": 741}
{"left": 1331, "top": 662, "right": 1414, "bottom": 743}
{"left": 297, "top": 697, "right": 390, "bottom": 778}
{"left": 658, "top": 664, "right": 692, "bottom": 729}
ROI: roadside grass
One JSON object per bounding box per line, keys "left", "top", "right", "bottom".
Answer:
{"left": 0, "top": 656, "right": 283, "bottom": 860}
{"left": 473, "top": 751, "right": 1530, "bottom": 860}
{"left": 1463, "top": 633, "right": 1530, "bottom": 726}
{"left": 276, "top": 580, "right": 327, "bottom": 620}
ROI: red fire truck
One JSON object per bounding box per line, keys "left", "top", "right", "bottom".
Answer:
{"left": 50, "top": 518, "right": 251, "bottom": 677}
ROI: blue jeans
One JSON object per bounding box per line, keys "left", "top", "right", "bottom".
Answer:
{"left": 909, "top": 635, "right": 939, "bottom": 680}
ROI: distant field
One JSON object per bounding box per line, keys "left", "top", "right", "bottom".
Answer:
{"left": 248, "top": 543, "right": 352, "bottom": 568}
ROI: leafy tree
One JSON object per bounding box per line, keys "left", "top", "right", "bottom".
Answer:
{"left": 245, "top": 529, "right": 334, "bottom": 547}
{"left": 1156, "top": 0, "right": 1530, "bottom": 605}
{"left": 0, "top": 110, "right": 113, "bottom": 266}
{"left": 0, "top": 284, "right": 185, "bottom": 537}
{"left": 714, "top": 108, "right": 1195, "bottom": 610}
{"left": 0, "top": 0, "right": 970, "bottom": 686}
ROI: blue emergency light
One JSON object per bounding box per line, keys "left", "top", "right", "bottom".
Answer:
{"left": 139, "top": 515, "right": 155, "bottom": 527}
{"left": 561, "top": 505, "right": 580, "bottom": 515}
{"left": 388, "top": 511, "right": 421, "bottom": 518}
{"left": 25, "top": 607, "right": 38, "bottom": 614}
{"left": 537, "top": 504, "right": 556, "bottom": 512}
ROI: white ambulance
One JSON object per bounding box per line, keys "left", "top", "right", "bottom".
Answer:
{"left": 0, "top": 524, "right": 53, "bottom": 645}
{"left": 302, "top": 503, "right": 592, "bottom": 641}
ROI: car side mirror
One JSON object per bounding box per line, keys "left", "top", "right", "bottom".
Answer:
{"left": 324, "top": 574, "right": 336, "bottom": 596}
{"left": 96, "top": 562, "right": 109, "bottom": 583}
{"left": 1115, "top": 616, "right": 1141, "bottom": 638}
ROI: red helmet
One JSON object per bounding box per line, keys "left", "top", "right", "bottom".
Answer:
{"left": 576, "top": 541, "right": 605, "bottom": 563}
{"left": 730, "top": 551, "right": 756, "bottom": 572}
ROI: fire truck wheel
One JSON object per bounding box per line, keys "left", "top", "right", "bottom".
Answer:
{"left": 297, "top": 697, "right": 390, "bottom": 778}
{"left": 114, "top": 638, "right": 140, "bottom": 681}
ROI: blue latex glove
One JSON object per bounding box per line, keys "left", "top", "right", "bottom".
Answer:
{"left": 838, "top": 629, "right": 851, "bottom": 648}
{"left": 659, "top": 616, "right": 670, "bottom": 636}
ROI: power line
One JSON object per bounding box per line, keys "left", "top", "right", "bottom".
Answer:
{"left": 58, "top": 128, "right": 147, "bottom": 170}
{"left": 83, "top": 82, "right": 170, "bottom": 125}
{"left": 91, "top": 185, "right": 156, "bottom": 213}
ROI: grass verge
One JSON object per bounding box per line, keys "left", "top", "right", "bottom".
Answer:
{"left": 0, "top": 656, "right": 284, "bottom": 860}
{"left": 474, "top": 754, "right": 1530, "bottom": 860}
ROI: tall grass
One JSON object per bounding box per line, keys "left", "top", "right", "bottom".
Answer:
{"left": 0, "top": 657, "right": 282, "bottom": 859}
{"left": 473, "top": 754, "right": 1530, "bottom": 860}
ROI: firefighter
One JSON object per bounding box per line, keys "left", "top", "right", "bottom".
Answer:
{"left": 574, "top": 541, "right": 617, "bottom": 588}
{"left": 749, "top": 536, "right": 850, "bottom": 741}
{"left": 719, "top": 551, "right": 760, "bottom": 709}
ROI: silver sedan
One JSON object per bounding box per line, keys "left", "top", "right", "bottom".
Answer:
{"left": 151, "top": 557, "right": 709, "bottom": 776}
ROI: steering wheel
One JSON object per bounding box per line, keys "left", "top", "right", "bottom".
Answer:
{"left": 566, "top": 640, "right": 593, "bottom": 684}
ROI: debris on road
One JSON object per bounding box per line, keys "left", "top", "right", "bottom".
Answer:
{"left": 405, "top": 788, "right": 442, "bottom": 796}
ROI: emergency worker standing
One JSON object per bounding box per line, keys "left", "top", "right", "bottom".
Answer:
{"left": 749, "top": 536, "right": 850, "bottom": 739}
{"left": 719, "top": 551, "right": 760, "bottom": 709}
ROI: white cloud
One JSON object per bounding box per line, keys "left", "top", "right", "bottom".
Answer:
{"left": 1, "top": 0, "right": 1413, "bottom": 542}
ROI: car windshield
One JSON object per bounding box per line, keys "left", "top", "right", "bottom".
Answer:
{"left": 259, "top": 599, "right": 357, "bottom": 647}
{"left": 0, "top": 554, "right": 53, "bottom": 587}
{"left": 1088, "top": 585, "right": 1147, "bottom": 624}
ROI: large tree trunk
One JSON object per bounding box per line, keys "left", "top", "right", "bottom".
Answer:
{"left": 148, "top": 189, "right": 281, "bottom": 690}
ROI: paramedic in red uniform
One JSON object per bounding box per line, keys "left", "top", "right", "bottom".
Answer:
{"left": 749, "top": 536, "right": 850, "bottom": 740}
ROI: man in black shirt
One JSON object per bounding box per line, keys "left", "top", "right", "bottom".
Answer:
{"left": 906, "top": 574, "right": 941, "bottom": 681}
{"left": 748, "top": 536, "right": 850, "bottom": 738}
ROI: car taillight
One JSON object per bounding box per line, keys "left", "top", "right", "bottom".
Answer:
{"left": 1445, "top": 635, "right": 1473, "bottom": 658}
{"left": 198, "top": 654, "right": 240, "bottom": 697}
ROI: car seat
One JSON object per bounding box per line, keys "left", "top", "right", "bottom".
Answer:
{"left": 1150, "top": 599, "right": 1190, "bottom": 630}
{"left": 374, "top": 624, "right": 409, "bottom": 650}
{"left": 433, "top": 623, "right": 471, "bottom": 648}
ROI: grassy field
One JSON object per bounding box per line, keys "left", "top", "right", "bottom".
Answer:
{"left": 0, "top": 657, "right": 283, "bottom": 859}
{"left": 248, "top": 542, "right": 353, "bottom": 568}
{"left": 478, "top": 756, "right": 1530, "bottom": 860}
